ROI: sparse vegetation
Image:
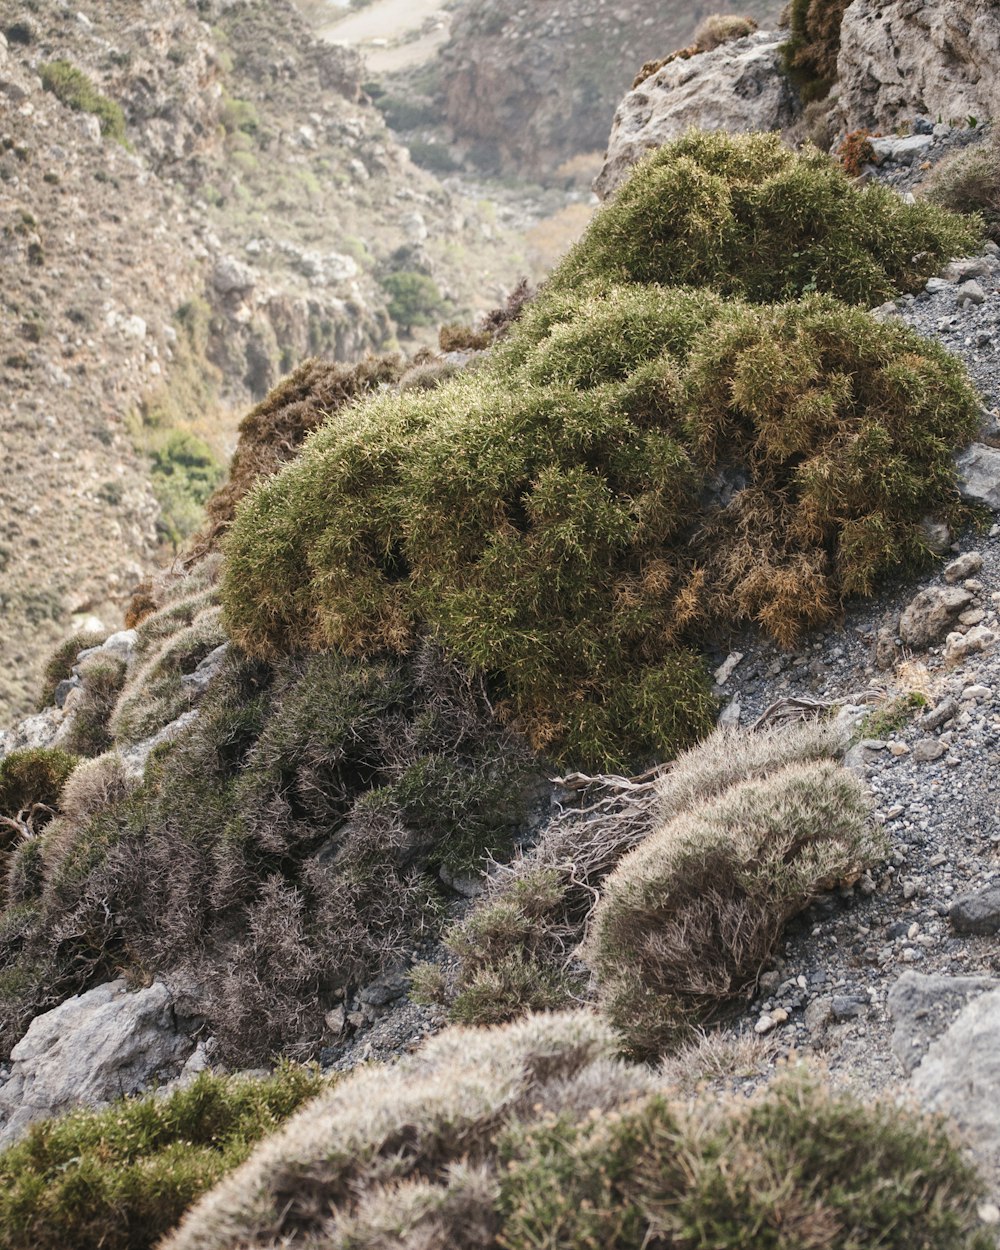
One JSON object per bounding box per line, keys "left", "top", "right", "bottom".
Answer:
{"left": 586, "top": 759, "right": 880, "bottom": 1056}
{"left": 0, "top": 747, "right": 77, "bottom": 838}
{"left": 632, "top": 13, "right": 760, "bottom": 88}
{"left": 859, "top": 691, "right": 929, "bottom": 739}
{"left": 39, "top": 60, "right": 127, "bottom": 145}
{"left": 160, "top": 1013, "right": 990, "bottom": 1250}
{"left": 36, "top": 631, "right": 107, "bottom": 710}
{"left": 380, "top": 270, "right": 446, "bottom": 334}
{"left": 781, "top": 0, "right": 853, "bottom": 102}
{"left": 63, "top": 651, "right": 129, "bottom": 757}
{"left": 926, "top": 128, "right": 1000, "bottom": 241}
{"left": 0, "top": 1064, "right": 325, "bottom": 1250}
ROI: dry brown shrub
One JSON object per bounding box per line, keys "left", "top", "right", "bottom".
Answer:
{"left": 632, "top": 13, "right": 758, "bottom": 87}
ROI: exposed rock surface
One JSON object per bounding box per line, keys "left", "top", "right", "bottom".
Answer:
{"left": 837, "top": 0, "right": 1000, "bottom": 134}
{"left": 898, "top": 586, "right": 974, "bottom": 648}
{"left": 0, "top": 979, "right": 196, "bottom": 1146}
{"left": 434, "top": 0, "right": 784, "bottom": 178}
{"left": 888, "top": 971, "right": 999, "bottom": 1074}
{"left": 595, "top": 31, "right": 800, "bottom": 199}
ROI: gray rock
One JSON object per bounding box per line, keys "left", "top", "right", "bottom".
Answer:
{"left": 919, "top": 696, "right": 959, "bottom": 732}
{"left": 943, "top": 551, "right": 984, "bottom": 583}
{"left": 869, "top": 133, "right": 933, "bottom": 164}
{"left": 943, "top": 257, "right": 993, "bottom": 282}
{"left": 180, "top": 642, "right": 230, "bottom": 695}
{"left": 595, "top": 32, "right": 799, "bottom": 198}
{"left": 212, "top": 255, "right": 256, "bottom": 296}
{"left": 957, "top": 279, "right": 987, "bottom": 306}
{"left": 925, "top": 276, "right": 951, "bottom": 295}
{"left": 910, "top": 986, "right": 1000, "bottom": 1169}
{"left": 944, "top": 624, "right": 996, "bottom": 668}
{"left": 0, "top": 979, "right": 195, "bottom": 1145}
{"left": 837, "top": 0, "right": 1000, "bottom": 135}
{"left": 804, "top": 995, "right": 834, "bottom": 1032}
{"left": 912, "top": 737, "right": 947, "bottom": 762}
{"left": 831, "top": 994, "right": 867, "bottom": 1020}
{"left": 888, "top": 970, "right": 998, "bottom": 1074}
{"left": 120, "top": 709, "right": 200, "bottom": 776}
{"left": 918, "top": 516, "right": 952, "bottom": 552}
{"left": 956, "top": 443, "right": 1000, "bottom": 510}
{"left": 898, "top": 585, "right": 974, "bottom": 648}
{"left": 950, "top": 886, "right": 1000, "bottom": 936}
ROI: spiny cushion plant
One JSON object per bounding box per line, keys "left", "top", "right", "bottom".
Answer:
{"left": 223, "top": 280, "right": 979, "bottom": 769}
{"left": 162, "top": 1013, "right": 990, "bottom": 1250}
{"left": 36, "top": 630, "right": 107, "bottom": 710}
{"left": 585, "top": 758, "right": 881, "bottom": 1057}
{"left": 552, "top": 131, "right": 978, "bottom": 303}
{"left": 0, "top": 1064, "right": 324, "bottom": 1250}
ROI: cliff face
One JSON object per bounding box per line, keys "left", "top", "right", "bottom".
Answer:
{"left": 434, "top": 0, "right": 785, "bottom": 177}
{"left": 0, "top": 0, "right": 526, "bottom": 723}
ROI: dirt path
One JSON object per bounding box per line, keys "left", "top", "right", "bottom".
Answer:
{"left": 316, "top": 0, "right": 452, "bottom": 73}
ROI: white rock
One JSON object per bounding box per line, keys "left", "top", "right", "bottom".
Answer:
{"left": 0, "top": 980, "right": 194, "bottom": 1146}
{"left": 956, "top": 443, "right": 1000, "bottom": 510}
{"left": 944, "top": 624, "right": 996, "bottom": 667}
{"left": 595, "top": 32, "right": 799, "bottom": 199}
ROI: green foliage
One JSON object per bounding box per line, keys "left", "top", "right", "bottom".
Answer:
{"left": 222, "top": 278, "right": 977, "bottom": 770}
{"left": 586, "top": 759, "right": 881, "bottom": 1056}
{"left": 858, "top": 691, "right": 928, "bottom": 739}
{"left": 780, "top": 0, "right": 852, "bottom": 102}
{"left": 0, "top": 748, "right": 77, "bottom": 825}
{"left": 149, "top": 431, "right": 225, "bottom": 550}
{"left": 499, "top": 1075, "right": 992, "bottom": 1250}
{"left": 62, "top": 653, "right": 129, "bottom": 757}
{"left": 553, "top": 131, "right": 978, "bottom": 304}
{"left": 380, "top": 270, "right": 445, "bottom": 333}
{"left": 0, "top": 1064, "right": 324, "bottom": 1250}
{"left": 39, "top": 60, "right": 127, "bottom": 144}
{"left": 36, "top": 631, "right": 107, "bottom": 710}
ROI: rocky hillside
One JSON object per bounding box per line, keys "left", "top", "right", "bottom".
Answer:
{"left": 0, "top": 0, "right": 527, "bottom": 724}
{"left": 414, "top": 0, "right": 785, "bottom": 178}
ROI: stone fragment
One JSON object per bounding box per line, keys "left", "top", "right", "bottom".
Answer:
{"left": 212, "top": 255, "right": 256, "bottom": 296}
{"left": 919, "top": 697, "right": 959, "bottom": 731}
{"left": 899, "top": 586, "right": 973, "bottom": 648}
{"left": 912, "top": 737, "right": 946, "bottom": 762}
{"left": 943, "top": 552, "right": 984, "bottom": 583}
{"left": 713, "top": 651, "right": 744, "bottom": 686}
{"left": 957, "top": 279, "right": 987, "bottom": 306}
{"left": 944, "top": 624, "right": 996, "bottom": 667}
{"left": 950, "top": 886, "right": 1000, "bottom": 936}
{"left": 869, "top": 133, "right": 933, "bottom": 164}
{"left": 0, "top": 980, "right": 195, "bottom": 1146}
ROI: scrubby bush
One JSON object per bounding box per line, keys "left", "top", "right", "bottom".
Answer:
{"left": 632, "top": 13, "right": 759, "bottom": 87}
{"left": 586, "top": 759, "right": 881, "bottom": 1056}
{"left": 62, "top": 651, "right": 128, "bottom": 757}
{"left": 39, "top": 60, "right": 127, "bottom": 144}
{"left": 380, "top": 270, "right": 445, "bottom": 334}
{"left": 161, "top": 1014, "right": 989, "bottom": 1250}
{"left": 149, "top": 430, "right": 224, "bottom": 550}
{"left": 223, "top": 281, "right": 977, "bottom": 768}
{"left": 927, "top": 129, "right": 1000, "bottom": 241}
{"left": 554, "top": 131, "right": 977, "bottom": 303}
{"left": 0, "top": 1064, "right": 325, "bottom": 1250}
{"left": 36, "top": 630, "right": 107, "bottom": 710}
{"left": 781, "top": 0, "right": 852, "bottom": 101}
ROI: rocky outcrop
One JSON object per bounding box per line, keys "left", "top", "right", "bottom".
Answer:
{"left": 595, "top": 30, "right": 800, "bottom": 198}
{"left": 0, "top": 979, "right": 197, "bottom": 1146}
{"left": 435, "top": 0, "right": 784, "bottom": 178}
{"left": 837, "top": 0, "right": 1000, "bottom": 134}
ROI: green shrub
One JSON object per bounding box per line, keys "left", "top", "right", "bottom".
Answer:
{"left": 0, "top": 1064, "right": 324, "bottom": 1250}
{"left": 380, "top": 270, "right": 445, "bottom": 333}
{"left": 222, "top": 284, "right": 977, "bottom": 769}
{"left": 36, "top": 631, "right": 107, "bottom": 710}
{"left": 160, "top": 1014, "right": 990, "bottom": 1250}
{"left": 858, "top": 691, "right": 928, "bottom": 739}
{"left": 554, "top": 130, "right": 977, "bottom": 304}
{"left": 149, "top": 430, "right": 225, "bottom": 550}
{"left": 0, "top": 748, "right": 77, "bottom": 828}
{"left": 780, "top": 0, "right": 853, "bottom": 102}
{"left": 62, "top": 652, "right": 128, "bottom": 757}
{"left": 39, "top": 60, "right": 127, "bottom": 144}
{"left": 926, "top": 130, "right": 1000, "bottom": 241}
{"left": 586, "top": 759, "right": 881, "bottom": 1056}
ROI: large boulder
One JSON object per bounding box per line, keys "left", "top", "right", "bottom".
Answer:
{"left": 837, "top": 0, "right": 1000, "bottom": 134}
{"left": 595, "top": 32, "right": 800, "bottom": 199}
{"left": 0, "top": 979, "right": 197, "bottom": 1146}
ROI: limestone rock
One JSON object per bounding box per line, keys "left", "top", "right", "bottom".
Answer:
{"left": 595, "top": 32, "right": 800, "bottom": 199}
{"left": 888, "top": 970, "right": 998, "bottom": 1074}
{"left": 910, "top": 985, "right": 1000, "bottom": 1170}
{"left": 950, "top": 886, "right": 1000, "bottom": 936}
{"left": 837, "top": 0, "right": 1000, "bottom": 134}
{"left": 956, "top": 443, "right": 1000, "bottom": 509}
{"left": 944, "top": 624, "right": 996, "bottom": 667}
{"left": 0, "top": 979, "right": 196, "bottom": 1146}
{"left": 898, "top": 585, "right": 974, "bottom": 648}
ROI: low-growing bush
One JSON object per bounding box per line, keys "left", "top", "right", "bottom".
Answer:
{"left": 926, "top": 129, "right": 1000, "bottom": 241}
{"left": 556, "top": 131, "right": 976, "bottom": 303}
{"left": 0, "top": 748, "right": 77, "bottom": 834}
{"left": 36, "top": 630, "right": 107, "bottom": 710}
{"left": 39, "top": 60, "right": 127, "bottom": 144}
{"left": 62, "top": 651, "right": 128, "bottom": 757}
{"left": 632, "top": 13, "right": 759, "bottom": 87}
{"left": 380, "top": 270, "right": 446, "bottom": 334}
{"left": 586, "top": 759, "right": 881, "bottom": 1056}
{"left": 223, "top": 282, "right": 978, "bottom": 769}
{"left": 0, "top": 1064, "right": 325, "bottom": 1250}
{"left": 161, "top": 1013, "right": 990, "bottom": 1250}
